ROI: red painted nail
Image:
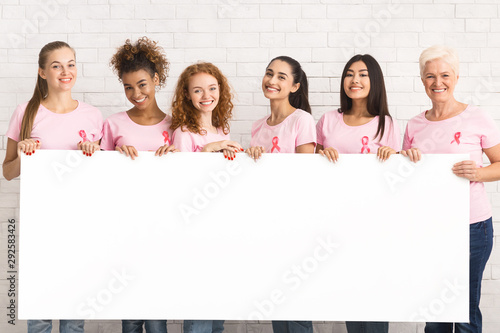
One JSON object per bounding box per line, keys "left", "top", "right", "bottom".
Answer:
{"left": 240, "top": 148, "right": 244, "bottom": 151}
{"left": 32, "top": 150, "right": 35, "bottom": 154}
{"left": 36, "top": 140, "right": 39, "bottom": 143}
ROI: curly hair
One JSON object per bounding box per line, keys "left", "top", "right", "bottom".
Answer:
{"left": 171, "top": 62, "right": 233, "bottom": 135}
{"left": 110, "top": 37, "right": 169, "bottom": 88}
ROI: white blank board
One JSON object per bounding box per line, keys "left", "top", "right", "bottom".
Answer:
{"left": 19, "top": 151, "right": 469, "bottom": 322}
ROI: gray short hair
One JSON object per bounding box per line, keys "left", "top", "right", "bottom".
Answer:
{"left": 419, "top": 45, "right": 459, "bottom": 79}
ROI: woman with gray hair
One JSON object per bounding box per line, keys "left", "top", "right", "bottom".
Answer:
{"left": 402, "top": 45, "right": 500, "bottom": 332}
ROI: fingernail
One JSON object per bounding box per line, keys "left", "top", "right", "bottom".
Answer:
{"left": 32, "top": 151, "right": 35, "bottom": 154}
{"left": 240, "top": 148, "right": 244, "bottom": 151}
{"left": 36, "top": 140, "right": 40, "bottom": 143}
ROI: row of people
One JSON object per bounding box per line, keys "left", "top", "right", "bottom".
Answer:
{"left": 2, "top": 38, "right": 499, "bottom": 333}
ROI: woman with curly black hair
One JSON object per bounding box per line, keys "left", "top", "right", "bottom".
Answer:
{"left": 102, "top": 36, "right": 174, "bottom": 333}
{"left": 101, "top": 37, "right": 176, "bottom": 161}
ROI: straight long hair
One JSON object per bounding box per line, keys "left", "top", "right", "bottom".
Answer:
{"left": 267, "top": 56, "right": 311, "bottom": 114}
{"left": 340, "top": 54, "right": 391, "bottom": 140}
{"left": 20, "top": 41, "right": 75, "bottom": 141}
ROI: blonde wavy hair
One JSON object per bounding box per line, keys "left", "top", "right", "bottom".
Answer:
{"left": 171, "top": 62, "right": 233, "bottom": 135}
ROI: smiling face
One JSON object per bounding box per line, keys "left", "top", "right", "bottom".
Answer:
{"left": 122, "top": 69, "right": 159, "bottom": 111}
{"left": 38, "top": 47, "right": 77, "bottom": 93}
{"left": 262, "top": 60, "right": 299, "bottom": 101}
{"left": 422, "top": 59, "right": 458, "bottom": 104}
{"left": 343, "top": 60, "right": 370, "bottom": 101}
{"left": 186, "top": 72, "right": 220, "bottom": 113}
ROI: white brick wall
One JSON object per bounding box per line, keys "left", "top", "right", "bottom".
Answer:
{"left": 0, "top": 1, "right": 499, "bottom": 333}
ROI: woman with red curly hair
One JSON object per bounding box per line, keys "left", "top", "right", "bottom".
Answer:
{"left": 101, "top": 37, "right": 176, "bottom": 161}
{"left": 171, "top": 62, "right": 242, "bottom": 333}
{"left": 102, "top": 37, "right": 173, "bottom": 333}
{"left": 171, "top": 62, "right": 243, "bottom": 159}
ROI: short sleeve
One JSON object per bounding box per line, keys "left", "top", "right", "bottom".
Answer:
{"left": 6, "top": 104, "right": 26, "bottom": 142}
{"left": 385, "top": 117, "right": 401, "bottom": 151}
{"left": 172, "top": 127, "right": 195, "bottom": 152}
{"left": 100, "top": 119, "right": 115, "bottom": 151}
{"left": 479, "top": 110, "right": 500, "bottom": 149}
{"left": 402, "top": 122, "right": 412, "bottom": 150}
{"left": 295, "top": 112, "right": 317, "bottom": 148}
{"left": 316, "top": 113, "right": 326, "bottom": 146}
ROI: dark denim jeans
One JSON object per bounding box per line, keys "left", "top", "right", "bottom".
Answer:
{"left": 183, "top": 320, "right": 224, "bottom": 333}
{"left": 271, "top": 321, "right": 313, "bottom": 333}
{"left": 122, "top": 320, "right": 167, "bottom": 333}
{"left": 27, "top": 320, "right": 84, "bottom": 333}
{"left": 425, "top": 217, "right": 493, "bottom": 333}
{"left": 346, "top": 321, "right": 388, "bottom": 333}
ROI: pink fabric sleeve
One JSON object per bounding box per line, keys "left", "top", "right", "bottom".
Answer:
{"left": 316, "top": 113, "right": 325, "bottom": 146}
{"left": 295, "top": 112, "right": 317, "bottom": 147}
{"left": 5, "top": 104, "right": 25, "bottom": 142}
{"left": 386, "top": 118, "right": 401, "bottom": 151}
{"left": 402, "top": 123, "right": 412, "bottom": 150}
{"left": 479, "top": 110, "right": 500, "bottom": 149}
{"left": 172, "top": 127, "right": 195, "bottom": 152}
{"left": 100, "top": 119, "right": 115, "bottom": 151}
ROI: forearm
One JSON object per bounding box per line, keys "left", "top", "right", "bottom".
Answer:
{"left": 2, "top": 158, "right": 20, "bottom": 180}
{"left": 201, "top": 142, "right": 220, "bottom": 152}
{"left": 478, "top": 162, "right": 500, "bottom": 182}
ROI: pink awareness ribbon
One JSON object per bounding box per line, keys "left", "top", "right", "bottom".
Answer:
{"left": 361, "top": 136, "right": 370, "bottom": 153}
{"left": 162, "top": 131, "right": 170, "bottom": 145}
{"left": 79, "top": 130, "right": 89, "bottom": 142}
{"left": 451, "top": 132, "right": 461, "bottom": 145}
{"left": 271, "top": 136, "right": 281, "bottom": 153}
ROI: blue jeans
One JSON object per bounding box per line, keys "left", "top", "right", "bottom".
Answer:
{"left": 183, "top": 320, "right": 224, "bottom": 333}
{"left": 346, "top": 321, "right": 388, "bottom": 333}
{"left": 27, "top": 320, "right": 84, "bottom": 333}
{"left": 122, "top": 320, "right": 167, "bottom": 333}
{"left": 425, "top": 217, "right": 493, "bottom": 333}
{"left": 271, "top": 321, "right": 313, "bottom": 333}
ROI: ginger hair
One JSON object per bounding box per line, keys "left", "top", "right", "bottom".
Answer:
{"left": 171, "top": 62, "right": 233, "bottom": 135}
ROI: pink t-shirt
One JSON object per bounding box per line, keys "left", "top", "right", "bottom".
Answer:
{"left": 172, "top": 126, "right": 230, "bottom": 152}
{"left": 250, "top": 109, "right": 316, "bottom": 153}
{"left": 403, "top": 105, "right": 500, "bottom": 224}
{"left": 6, "top": 101, "right": 103, "bottom": 149}
{"left": 316, "top": 109, "right": 401, "bottom": 153}
{"left": 100, "top": 112, "right": 173, "bottom": 151}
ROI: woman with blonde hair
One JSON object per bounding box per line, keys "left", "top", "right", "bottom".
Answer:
{"left": 2, "top": 41, "right": 103, "bottom": 332}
